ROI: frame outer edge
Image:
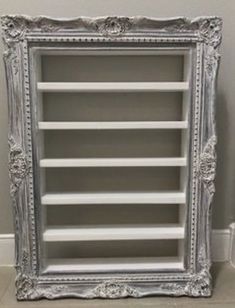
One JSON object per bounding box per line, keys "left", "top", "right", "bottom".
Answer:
{"left": 1, "top": 16, "right": 36, "bottom": 300}
{"left": 1, "top": 15, "right": 222, "bottom": 300}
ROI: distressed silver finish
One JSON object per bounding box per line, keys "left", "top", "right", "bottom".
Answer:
{"left": 1, "top": 15, "right": 222, "bottom": 300}
{"left": 8, "top": 137, "right": 30, "bottom": 197}
{"left": 199, "top": 136, "right": 217, "bottom": 195}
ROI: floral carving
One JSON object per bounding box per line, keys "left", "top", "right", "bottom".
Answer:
{"left": 186, "top": 244, "right": 211, "bottom": 297}
{"left": 1, "top": 16, "right": 26, "bottom": 42}
{"left": 158, "top": 282, "right": 185, "bottom": 296}
{"left": 185, "top": 269, "right": 211, "bottom": 297}
{"left": 198, "top": 136, "right": 217, "bottom": 195}
{"left": 8, "top": 137, "right": 29, "bottom": 196}
{"left": 15, "top": 273, "right": 35, "bottom": 300}
{"left": 1, "top": 16, "right": 23, "bottom": 74}
{"left": 16, "top": 272, "right": 67, "bottom": 300}
{"left": 96, "top": 17, "right": 131, "bottom": 36}
{"left": 199, "top": 18, "right": 222, "bottom": 48}
{"left": 159, "top": 273, "right": 211, "bottom": 297}
{"left": 15, "top": 251, "right": 67, "bottom": 300}
{"left": 94, "top": 281, "right": 139, "bottom": 298}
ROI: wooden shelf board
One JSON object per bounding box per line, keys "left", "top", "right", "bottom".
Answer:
{"left": 43, "top": 224, "right": 185, "bottom": 241}
{"left": 38, "top": 121, "right": 188, "bottom": 130}
{"left": 37, "top": 82, "right": 189, "bottom": 92}
{"left": 40, "top": 157, "right": 187, "bottom": 167}
{"left": 43, "top": 257, "right": 184, "bottom": 273}
{"left": 41, "top": 192, "right": 186, "bottom": 205}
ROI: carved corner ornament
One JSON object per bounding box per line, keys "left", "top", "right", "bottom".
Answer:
{"left": 185, "top": 267, "right": 211, "bottom": 297}
{"left": 8, "top": 137, "right": 29, "bottom": 197}
{"left": 15, "top": 250, "right": 34, "bottom": 300}
{"left": 160, "top": 246, "right": 211, "bottom": 297}
{"left": 1, "top": 16, "right": 25, "bottom": 74}
{"left": 1, "top": 15, "right": 25, "bottom": 43}
{"left": 198, "top": 136, "right": 217, "bottom": 196}
{"left": 198, "top": 18, "right": 222, "bottom": 78}
{"left": 15, "top": 273, "right": 36, "bottom": 300}
{"left": 160, "top": 272, "right": 211, "bottom": 297}
{"left": 15, "top": 251, "right": 67, "bottom": 300}
{"left": 198, "top": 17, "right": 222, "bottom": 48}
{"left": 16, "top": 274, "right": 66, "bottom": 300}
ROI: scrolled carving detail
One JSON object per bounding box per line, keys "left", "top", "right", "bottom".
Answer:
{"left": 1, "top": 15, "right": 26, "bottom": 42}
{"left": 15, "top": 251, "right": 67, "bottom": 300}
{"left": 185, "top": 269, "right": 211, "bottom": 297}
{"left": 198, "top": 136, "right": 217, "bottom": 195}
{"left": 159, "top": 273, "right": 211, "bottom": 297}
{"left": 15, "top": 250, "right": 34, "bottom": 300}
{"left": 96, "top": 17, "right": 131, "bottom": 36}
{"left": 159, "top": 271, "right": 211, "bottom": 297}
{"left": 199, "top": 17, "right": 222, "bottom": 48}
{"left": 16, "top": 272, "right": 67, "bottom": 300}
{"left": 15, "top": 273, "right": 35, "bottom": 300}
{"left": 8, "top": 137, "right": 29, "bottom": 196}
{"left": 186, "top": 244, "right": 211, "bottom": 297}
{"left": 1, "top": 16, "right": 23, "bottom": 74}
{"left": 94, "top": 280, "right": 139, "bottom": 298}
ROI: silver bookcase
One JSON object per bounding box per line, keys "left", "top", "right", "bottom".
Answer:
{"left": 1, "top": 15, "right": 222, "bottom": 300}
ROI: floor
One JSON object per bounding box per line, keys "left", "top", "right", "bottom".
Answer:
{"left": 0, "top": 263, "right": 235, "bottom": 307}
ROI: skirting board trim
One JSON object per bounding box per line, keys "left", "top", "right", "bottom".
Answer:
{"left": 212, "top": 229, "right": 231, "bottom": 262}
{"left": 229, "top": 223, "right": 235, "bottom": 267}
{"left": 0, "top": 234, "right": 14, "bottom": 266}
{"left": 0, "top": 229, "right": 232, "bottom": 266}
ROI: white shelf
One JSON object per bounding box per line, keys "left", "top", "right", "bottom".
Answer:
{"left": 40, "top": 157, "right": 187, "bottom": 168}
{"left": 41, "top": 192, "right": 186, "bottom": 205}
{"left": 43, "top": 224, "right": 185, "bottom": 241}
{"left": 43, "top": 257, "right": 184, "bottom": 273}
{"left": 37, "top": 82, "right": 189, "bottom": 92}
{"left": 38, "top": 121, "right": 188, "bottom": 130}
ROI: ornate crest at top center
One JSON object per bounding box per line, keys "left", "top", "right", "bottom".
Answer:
{"left": 96, "top": 17, "right": 131, "bottom": 36}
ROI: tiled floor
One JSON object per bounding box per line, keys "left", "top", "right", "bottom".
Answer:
{"left": 0, "top": 263, "right": 235, "bottom": 307}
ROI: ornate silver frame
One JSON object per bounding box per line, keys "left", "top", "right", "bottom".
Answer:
{"left": 1, "top": 15, "right": 222, "bottom": 300}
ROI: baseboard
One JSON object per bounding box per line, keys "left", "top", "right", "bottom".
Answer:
{"left": 229, "top": 223, "right": 235, "bottom": 267}
{"left": 0, "top": 234, "right": 14, "bottom": 266}
{"left": 212, "top": 229, "right": 230, "bottom": 262}
{"left": 0, "top": 229, "right": 232, "bottom": 266}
